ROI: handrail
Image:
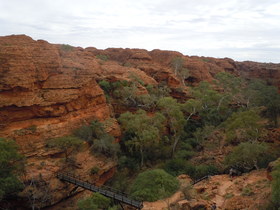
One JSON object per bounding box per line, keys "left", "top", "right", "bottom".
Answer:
{"left": 192, "top": 175, "right": 211, "bottom": 185}
{"left": 57, "top": 173, "right": 143, "bottom": 209}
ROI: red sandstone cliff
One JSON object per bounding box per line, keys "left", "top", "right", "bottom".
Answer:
{"left": 0, "top": 34, "right": 279, "bottom": 208}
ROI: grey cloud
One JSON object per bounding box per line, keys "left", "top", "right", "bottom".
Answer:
{"left": 0, "top": 0, "right": 279, "bottom": 63}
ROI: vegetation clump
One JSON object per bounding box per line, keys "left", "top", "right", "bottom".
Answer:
{"left": 77, "top": 193, "right": 111, "bottom": 210}
{"left": 47, "top": 136, "right": 83, "bottom": 162}
{"left": 60, "top": 44, "right": 74, "bottom": 51}
{"left": 130, "top": 169, "right": 179, "bottom": 202}
{"left": 224, "top": 142, "right": 272, "bottom": 171}
{"left": 74, "top": 120, "right": 120, "bottom": 158}
{"left": 96, "top": 54, "right": 109, "bottom": 61}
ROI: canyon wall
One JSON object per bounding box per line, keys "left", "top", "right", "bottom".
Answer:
{"left": 0, "top": 35, "right": 279, "bottom": 208}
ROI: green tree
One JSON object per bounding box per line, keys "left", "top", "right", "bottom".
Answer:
{"left": 77, "top": 193, "right": 111, "bottom": 210}
{"left": 222, "top": 109, "right": 264, "bottom": 143}
{"left": 130, "top": 169, "right": 179, "bottom": 202}
{"left": 191, "top": 81, "right": 231, "bottom": 126}
{"left": 192, "top": 125, "right": 215, "bottom": 146}
{"left": 158, "top": 97, "right": 185, "bottom": 157}
{"left": 119, "top": 110, "right": 165, "bottom": 167}
{"left": 74, "top": 120, "right": 120, "bottom": 158}
{"left": 171, "top": 56, "right": 189, "bottom": 85}
{"left": 0, "top": 138, "right": 24, "bottom": 201}
{"left": 74, "top": 120, "right": 105, "bottom": 144}
{"left": 214, "top": 72, "right": 246, "bottom": 106}
{"left": 47, "top": 136, "right": 83, "bottom": 161}
{"left": 224, "top": 142, "right": 269, "bottom": 171}
{"left": 92, "top": 134, "right": 120, "bottom": 158}
{"left": 247, "top": 79, "right": 280, "bottom": 127}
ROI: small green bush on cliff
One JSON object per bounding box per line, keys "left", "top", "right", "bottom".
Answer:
{"left": 96, "top": 54, "right": 109, "bottom": 61}
{"left": 47, "top": 136, "right": 83, "bottom": 162}
{"left": 60, "top": 44, "right": 74, "bottom": 51}
{"left": 130, "top": 169, "right": 179, "bottom": 202}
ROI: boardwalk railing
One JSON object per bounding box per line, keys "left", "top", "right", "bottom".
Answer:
{"left": 57, "top": 173, "right": 143, "bottom": 209}
{"left": 192, "top": 175, "right": 211, "bottom": 185}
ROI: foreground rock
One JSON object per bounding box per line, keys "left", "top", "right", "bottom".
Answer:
{"left": 142, "top": 170, "right": 271, "bottom": 210}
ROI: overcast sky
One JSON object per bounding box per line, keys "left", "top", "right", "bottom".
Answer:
{"left": 0, "top": 0, "right": 279, "bottom": 63}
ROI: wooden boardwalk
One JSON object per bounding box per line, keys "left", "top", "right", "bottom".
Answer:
{"left": 57, "top": 173, "right": 143, "bottom": 209}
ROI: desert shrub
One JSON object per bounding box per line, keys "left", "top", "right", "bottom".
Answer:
{"left": 130, "top": 169, "right": 179, "bottom": 202}
{"left": 60, "top": 44, "right": 74, "bottom": 51}
{"left": 223, "top": 109, "right": 264, "bottom": 143}
{"left": 106, "top": 169, "right": 132, "bottom": 193}
{"left": 175, "top": 150, "right": 195, "bottom": 160}
{"left": 163, "top": 159, "right": 218, "bottom": 179}
{"left": 194, "top": 164, "right": 219, "bottom": 178}
{"left": 98, "top": 80, "right": 112, "bottom": 98}
{"left": 74, "top": 120, "right": 120, "bottom": 158}
{"left": 242, "top": 186, "right": 254, "bottom": 196}
{"left": 77, "top": 193, "right": 111, "bottom": 210}
{"left": 91, "top": 134, "right": 120, "bottom": 158}
{"left": 181, "top": 184, "right": 193, "bottom": 200}
{"left": 73, "top": 125, "right": 93, "bottom": 143}
{"left": 74, "top": 120, "right": 105, "bottom": 144}
{"left": 96, "top": 54, "right": 109, "bottom": 61}
{"left": 224, "top": 142, "right": 270, "bottom": 171}
{"left": 118, "top": 156, "right": 140, "bottom": 172}
{"left": 90, "top": 166, "right": 100, "bottom": 175}
{"left": 163, "top": 159, "right": 188, "bottom": 177}
{"left": 47, "top": 136, "right": 83, "bottom": 161}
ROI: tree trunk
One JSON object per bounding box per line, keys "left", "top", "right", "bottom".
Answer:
{"left": 140, "top": 147, "right": 144, "bottom": 168}
{"left": 172, "top": 135, "right": 179, "bottom": 158}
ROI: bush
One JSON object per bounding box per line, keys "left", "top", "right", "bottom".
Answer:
{"left": 195, "top": 164, "right": 219, "bottom": 179}
{"left": 224, "top": 142, "right": 270, "bottom": 171}
{"left": 163, "top": 159, "right": 218, "bottom": 179}
{"left": 96, "top": 54, "right": 109, "bottom": 61}
{"left": 92, "top": 135, "right": 120, "bottom": 158}
{"left": 98, "top": 80, "right": 112, "bottom": 97}
{"left": 164, "top": 159, "right": 189, "bottom": 177}
{"left": 47, "top": 136, "right": 83, "bottom": 161}
{"left": 118, "top": 156, "right": 139, "bottom": 172}
{"left": 130, "top": 169, "right": 179, "bottom": 202}
{"left": 74, "top": 125, "right": 93, "bottom": 143}
{"left": 60, "top": 44, "right": 74, "bottom": 51}
{"left": 77, "top": 193, "right": 111, "bottom": 210}
{"left": 90, "top": 166, "right": 100, "bottom": 175}
{"left": 175, "top": 150, "right": 195, "bottom": 160}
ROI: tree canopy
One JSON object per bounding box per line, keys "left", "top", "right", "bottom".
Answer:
{"left": 47, "top": 136, "right": 83, "bottom": 161}
{"left": 224, "top": 142, "right": 270, "bottom": 171}
{"left": 119, "top": 110, "right": 165, "bottom": 167}
{"left": 130, "top": 169, "right": 179, "bottom": 202}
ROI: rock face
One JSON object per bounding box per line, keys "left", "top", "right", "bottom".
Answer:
{"left": 142, "top": 170, "right": 271, "bottom": 210}
{"left": 0, "top": 34, "right": 279, "bottom": 208}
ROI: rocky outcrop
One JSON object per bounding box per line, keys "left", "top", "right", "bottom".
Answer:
{"left": 236, "top": 61, "right": 280, "bottom": 90}
{"left": 142, "top": 170, "right": 271, "bottom": 210}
